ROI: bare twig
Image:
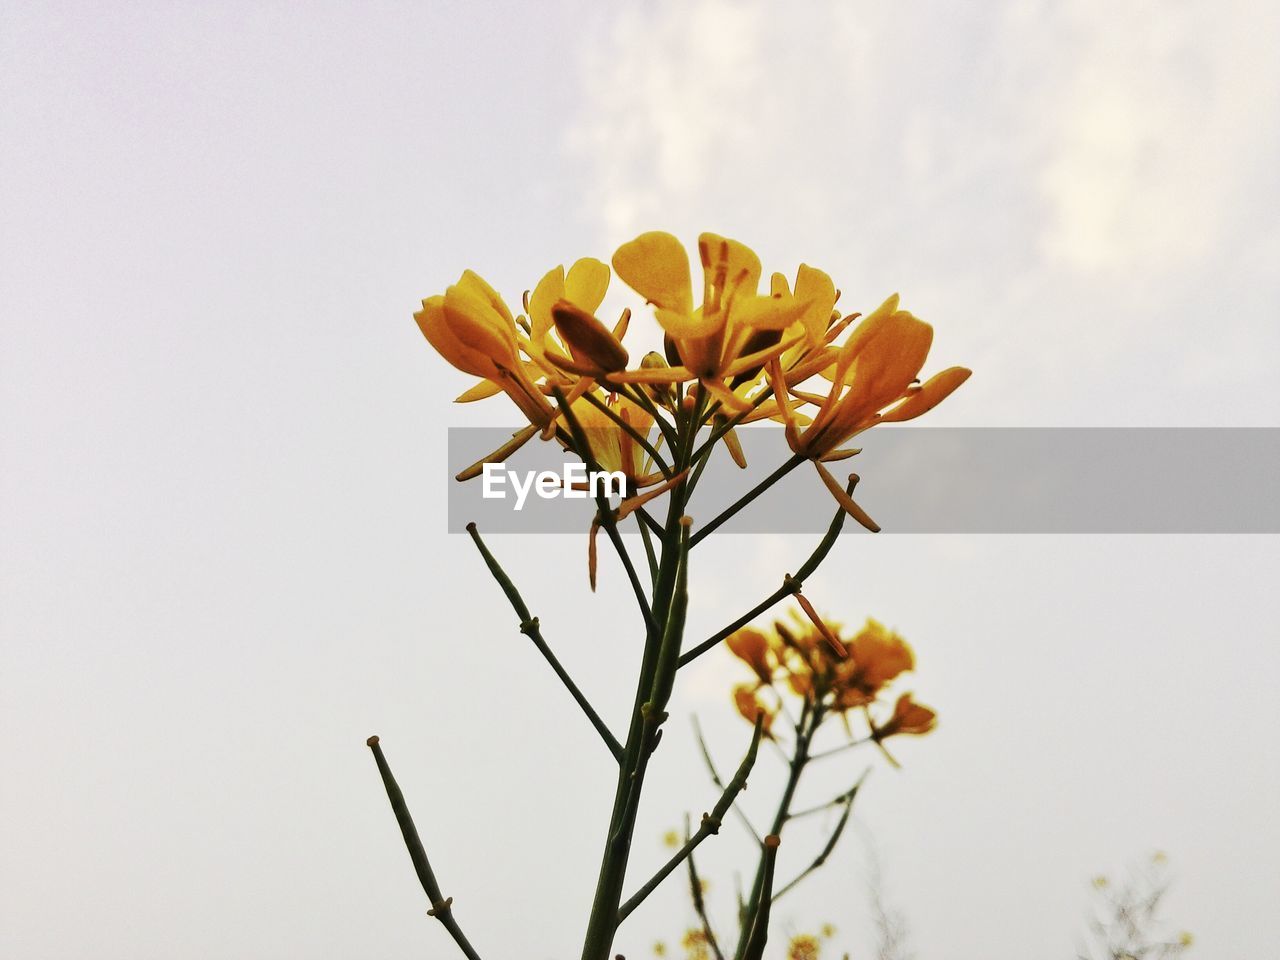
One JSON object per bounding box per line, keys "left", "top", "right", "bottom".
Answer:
{"left": 678, "top": 479, "right": 856, "bottom": 668}
{"left": 366, "top": 736, "right": 484, "bottom": 960}
{"left": 617, "top": 715, "right": 764, "bottom": 923}
{"left": 466, "top": 523, "right": 623, "bottom": 762}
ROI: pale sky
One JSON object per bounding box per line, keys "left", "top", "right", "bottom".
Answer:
{"left": 2, "top": 2, "right": 1278, "bottom": 959}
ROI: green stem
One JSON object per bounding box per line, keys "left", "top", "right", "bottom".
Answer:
{"left": 735, "top": 699, "right": 823, "bottom": 960}
{"left": 466, "top": 523, "right": 623, "bottom": 762}
{"left": 616, "top": 715, "right": 763, "bottom": 923}
{"left": 366, "top": 736, "right": 484, "bottom": 960}
{"left": 689, "top": 453, "right": 804, "bottom": 547}
{"left": 687, "top": 841, "right": 725, "bottom": 960}
{"left": 580, "top": 388, "right": 673, "bottom": 479}
{"left": 771, "top": 771, "right": 865, "bottom": 901}
{"left": 678, "top": 484, "right": 854, "bottom": 668}
{"left": 554, "top": 388, "right": 656, "bottom": 636}
{"left": 579, "top": 487, "right": 689, "bottom": 960}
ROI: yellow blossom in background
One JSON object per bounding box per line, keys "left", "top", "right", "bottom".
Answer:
{"left": 788, "top": 934, "right": 822, "bottom": 960}
{"left": 680, "top": 927, "right": 711, "bottom": 960}
{"left": 724, "top": 608, "right": 938, "bottom": 755}
{"left": 874, "top": 693, "right": 939, "bottom": 739}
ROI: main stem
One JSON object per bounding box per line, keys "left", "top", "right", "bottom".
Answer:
{"left": 735, "top": 699, "right": 823, "bottom": 960}
{"left": 579, "top": 490, "right": 688, "bottom": 960}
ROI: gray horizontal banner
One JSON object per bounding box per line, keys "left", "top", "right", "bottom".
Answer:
{"left": 446, "top": 428, "right": 1279, "bottom": 534}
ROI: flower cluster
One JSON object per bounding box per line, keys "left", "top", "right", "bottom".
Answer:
{"left": 726, "top": 610, "right": 937, "bottom": 746}
{"left": 415, "top": 231, "right": 969, "bottom": 523}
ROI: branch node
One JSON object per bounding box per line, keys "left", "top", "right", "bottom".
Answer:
{"left": 426, "top": 896, "right": 454, "bottom": 918}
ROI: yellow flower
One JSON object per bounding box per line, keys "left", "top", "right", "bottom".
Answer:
{"left": 1178, "top": 931, "right": 1194, "bottom": 947}
{"left": 527, "top": 258, "right": 631, "bottom": 379}
{"left": 770, "top": 294, "right": 970, "bottom": 525}
{"left": 572, "top": 392, "right": 663, "bottom": 487}
{"left": 661, "top": 829, "right": 680, "bottom": 849}
{"left": 725, "top": 626, "right": 777, "bottom": 685}
{"left": 611, "top": 231, "right": 825, "bottom": 410}
{"left": 873, "top": 692, "right": 938, "bottom": 739}
{"left": 831, "top": 619, "right": 915, "bottom": 710}
{"left": 415, "top": 270, "right": 556, "bottom": 428}
{"left": 732, "top": 683, "right": 776, "bottom": 737}
{"left": 681, "top": 928, "right": 710, "bottom": 960}
{"left": 788, "top": 933, "right": 822, "bottom": 960}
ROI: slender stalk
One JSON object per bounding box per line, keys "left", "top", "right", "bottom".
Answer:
{"left": 678, "top": 483, "right": 854, "bottom": 668}
{"left": 689, "top": 453, "right": 804, "bottom": 547}
{"left": 687, "top": 842, "right": 725, "bottom": 960}
{"left": 366, "top": 736, "right": 484, "bottom": 960}
{"left": 738, "top": 835, "right": 781, "bottom": 960}
{"left": 771, "top": 772, "right": 865, "bottom": 902}
{"left": 636, "top": 510, "right": 659, "bottom": 583}
{"left": 694, "top": 717, "right": 762, "bottom": 843}
{"left": 808, "top": 735, "right": 874, "bottom": 763}
{"left": 688, "top": 385, "right": 774, "bottom": 463}
{"left": 580, "top": 388, "right": 673, "bottom": 479}
{"left": 616, "top": 382, "right": 680, "bottom": 452}
{"left": 735, "top": 699, "right": 823, "bottom": 960}
{"left": 579, "top": 481, "right": 689, "bottom": 960}
{"left": 554, "top": 388, "right": 656, "bottom": 637}
{"left": 466, "top": 523, "right": 623, "bottom": 762}
{"left": 617, "top": 715, "right": 763, "bottom": 924}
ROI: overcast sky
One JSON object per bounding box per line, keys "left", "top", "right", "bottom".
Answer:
{"left": 2, "top": 2, "right": 1278, "bottom": 959}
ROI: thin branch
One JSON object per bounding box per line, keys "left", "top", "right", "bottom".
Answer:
{"left": 808, "top": 735, "right": 874, "bottom": 763}
{"left": 366, "top": 736, "right": 484, "bottom": 960}
{"left": 687, "top": 841, "right": 726, "bottom": 960}
{"left": 617, "top": 714, "right": 764, "bottom": 923}
{"left": 678, "top": 481, "right": 854, "bottom": 668}
{"left": 772, "top": 771, "right": 867, "bottom": 902}
{"left": 689, "top": 453, "right": 804, "bottom": 547}
{"left": 553, "top": 388, "right": 656, "bottom": 636}
{"left": 580, "top": 388, "right": 673, "bottom": 479}
{"left": 694, "top": 717, "right": 762, "bottom": 843}
{"left": 636, "top": 510, "right": 659, "bottom": 583}
{"left": 466, "top": 523, "right": 623, "bottom": 763}
{"left": 689, "top": 385, "right": 775, "bottom": 463}
{"left": 739, "top": 835, "right": 781, "bottom": 960}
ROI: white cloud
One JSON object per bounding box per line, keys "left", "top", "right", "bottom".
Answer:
{"left": 568, "top": 0, "right": 1280, "bottom": 425}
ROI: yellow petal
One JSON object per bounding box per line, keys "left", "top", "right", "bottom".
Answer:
{"left": 793, "top": 264, "right": 836, "bottom": 343}
{"left": 837, "top": 294, "right": 901, "bottom": 366}
{"left": 564, "top": 258, "right": 610, "bottom": 314}
{"left": 729, "top": 293, "right": 814, "bottom": 332}
{"left": 880, "top": 366, "right": 971, "bottom": 423}
{"left": 456, "top": 269, "right": 515, "bottom": 325}
{"left": 612, "top": 232, "right": 692, "bottom": 314}
{"left": 699, "top": 233, "right": 761, "bottom": 309}
{"left": 454, "top": 379, "right": 503, "bottom": 403}
{"left": 416, "top": 296, "right": 498, "bottom": 379}
{"left": 527, "top": 265, "right": 566, "bottom": 345}
{"left": 443, "top": 284, "right": 518, "bottom": 361}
